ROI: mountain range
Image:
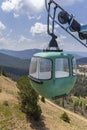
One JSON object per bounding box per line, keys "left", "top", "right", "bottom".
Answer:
{"left": 0, "top": 52, "right": 30, "bottom": 77}
{"left": 0, "top": 49, "right": 41, "bottom": 59}
{"left": 0, "top": 52, "right": 29, "bottom": 69}
{"left": 0, "top": 49, "right": 87, "bottom": 60}
{"left": 0, "top": 49, "right": 86, "bottom": 76}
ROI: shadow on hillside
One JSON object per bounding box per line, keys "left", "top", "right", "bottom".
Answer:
{"left": 26, "top": 115, "right": 49, "bottom": 130}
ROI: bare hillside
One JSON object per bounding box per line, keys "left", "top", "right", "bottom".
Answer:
{"left": 0, "top": 75, "right": 87, "bottom": 130}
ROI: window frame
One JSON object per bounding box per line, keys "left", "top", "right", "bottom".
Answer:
{"left": 72, "top": 57, "right": 77, "bottom": 76}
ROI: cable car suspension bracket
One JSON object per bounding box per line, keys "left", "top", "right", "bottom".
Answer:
{"left": 45, "top": 0, "right": 87, "bottom": 49}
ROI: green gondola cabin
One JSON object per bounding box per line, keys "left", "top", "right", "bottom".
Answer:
{"left": 29, "top": 51, "right": 76, "bottom": 98}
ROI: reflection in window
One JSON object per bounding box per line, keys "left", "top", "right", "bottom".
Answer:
{"left": 29, "top": 57, "right": 38, "bottom": 78}
{"left": 29, "top": 57, "right": 52, "bottom": 80}
{"left": 72, "top": 58, "right": 77, "bottom": 75}
{"left": 39, "top": 58, "right": 52, "bottom": 79}
{"left": 55, "top": 58, "right": 69, "bottom": 78}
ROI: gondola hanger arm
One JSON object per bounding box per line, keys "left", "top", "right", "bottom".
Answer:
{"left": 45, "top": 0, "right": 87, "bottom": 48}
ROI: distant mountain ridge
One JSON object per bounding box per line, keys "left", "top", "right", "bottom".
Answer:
{"left": 0, "top": 49, "right": 86, "bottom": 69}
{"left": 0, "top": 52, "right": 29, "bottom": 69}
{"left": 0, "top": 49, "right": 86, "bottom": 76}
{"left": 0, "top": 52, "right": 30, "bottom": 76}
{"left": 0, "top": 49, "right": 42, "bottom": 60}
{"left": 0, "top": 49, "right": 87, "bottom": 60}
{"left": 65, "top": 51, "right": 87, "bottom": 59}
{"left": 77, "top": 57, "right": 87, "bottom": 65}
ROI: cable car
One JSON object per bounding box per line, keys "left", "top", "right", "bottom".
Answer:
{"left": 29, "top": 37, "right": 77, "bottom": 99}
{"left": 28, "top": 0, "right": 87, "bottom": 99}
{"left": 29, "top": 51, "right": 76, "bottom": 99}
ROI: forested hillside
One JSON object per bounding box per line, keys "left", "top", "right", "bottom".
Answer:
{"left": 0, "top": 53, "right": 30, "bottom": 69}
{"left": 0, "top": 53, "right": 30, "bottom": 78}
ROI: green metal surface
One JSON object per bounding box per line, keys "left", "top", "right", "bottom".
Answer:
{"left": 30, "top": 76, "right": 76, "bottom": 98}
{"left": 34, "top": 52, "right": 73, "bottom": 59}
{"left": 29, "top": 52, "right": 76, "bottom": 98}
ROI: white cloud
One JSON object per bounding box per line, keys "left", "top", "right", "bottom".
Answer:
{"left": 0, "top": 35, "right": 34, "bottom": 50}
{"left": 30, "top": 23, "right": 47, "bottom": 36}
{"left": 0, "top": 34, "right": 87, "bottom": 51}
{"left": 1, "top": 0, "right": 84, "bottom": 18}
{"left": 28, "top": 15, "right": 36, "bottom": 20}
{"left": 1, "top": 0, "right": 85, "bottom": 15}
{"left": 18, "top": 35, "right": 45, "bottom": 50}
{"left": 0, "top": 22, "right": 6, "bottom": 30}
{"left": 13, "top": 13, "right": 19, "bottom": 18}
{"left": 30, "top": 22, "right": 59, "bottom": 36}
{"left": 1, "top": 0, "right": 23, "bottom": 12}
{"left": 0, "top": 36, "right": 17, "bottom": 50}
{"left": 18, "top": 35, "right": 33, "bottom": 43}
{"left": 1, "top": 0, "right": 44, "bottom": 16}
{"left": 27, "top": 0, "right": 44, "bottom": 11}
{"left": 28, "top": 15, "right": 41, "bottom": 20}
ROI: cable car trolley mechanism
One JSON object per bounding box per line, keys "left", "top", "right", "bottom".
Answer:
{"left": 29, "top": 0, "right": 87, "bottom": 99}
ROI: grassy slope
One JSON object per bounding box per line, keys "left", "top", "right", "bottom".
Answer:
{"left": 0, "top": 76, "right": 87, "bottom": 130}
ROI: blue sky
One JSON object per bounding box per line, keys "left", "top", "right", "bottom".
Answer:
{"left": 0, "top": 0, "right": 87, "bottom": 52}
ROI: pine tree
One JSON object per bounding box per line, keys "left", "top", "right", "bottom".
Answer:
{"left": 17, "top": 76, "right": 42, "bottom": 120}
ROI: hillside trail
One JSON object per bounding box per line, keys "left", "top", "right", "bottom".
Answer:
{"left": 46, "top": 99, "right": 87, "bottom": 123}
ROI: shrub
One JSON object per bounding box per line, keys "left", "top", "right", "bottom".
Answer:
{"left": 3, "top": 101, "right": 9, "bottom": 106}
{"left": 17, "top": 76, "right": 42, "bottom": 120}
{"left": 41, "top": 96, "right": 45, "bottom": 103}
{"left": 60, "top": 112, "right": 70, "bottom": 123}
